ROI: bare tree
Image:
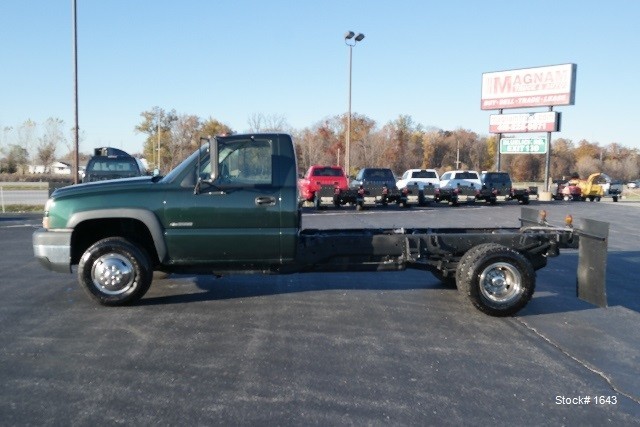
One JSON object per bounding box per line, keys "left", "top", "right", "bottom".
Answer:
{"left": 620, "top": 154, "right": 640, "bottom": 181}
{"left": 550, "top": 138, "right": 575, "bottom": 179}
{"left": 575, "top": 156, "right": 601, "bottom": 178}
{"left": 37, "top": 118, "right": 67, "bottom": 172}
{"left": 294, "top": 120, "right": 342, "bottom": 172}
{"left": 247, "top": 113, "right": 290, "bottom": 133}
{"left": 353, "top": 130, "right": 386, "bottom": 170}
{"left": 170, "top": 115, "right": 201, "bottom": 169}
{"left": 17, "top": 120, "right": 37, "bottom": 168}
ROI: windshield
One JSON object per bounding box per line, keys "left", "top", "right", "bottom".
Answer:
{"left": 87, "top": 157, "right": 139, "bottom": 172}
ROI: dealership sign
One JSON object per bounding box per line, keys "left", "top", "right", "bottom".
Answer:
{"left": 500, "top": 137, "right": 547, "bottom": 154}
{"left": 490, "top": 112, "right": 560, "bottom": 133}
{"left": 481, "top": 64, "right": 576, "bottom": 110}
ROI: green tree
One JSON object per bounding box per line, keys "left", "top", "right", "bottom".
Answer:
{"left": 200, "top": 117, "right": 234, "bottom": 139}
{"left": 136, "top": 107, "right": 178, "bottom": 173}
{"left": 0, "top": 144, "right": 28, "bottom": 173}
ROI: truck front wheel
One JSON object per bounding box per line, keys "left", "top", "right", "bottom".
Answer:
{"left": 78, "top": 237, "right": 153, "bottom": 306}
{"left": 457, "top": 243, "right": 535, "bottom": 316}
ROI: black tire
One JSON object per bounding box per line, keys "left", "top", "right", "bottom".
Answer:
{"left": 78, "top": 237, "right": 153, "bottom": 306}
{"left": 613, "top": 196, "right": 618, "bottom": 202}
{"left": 457, "top": 243, "right": 535, "bottom": 316}
{"left": 455, "top": 244, "right": 487, "bottom": 287}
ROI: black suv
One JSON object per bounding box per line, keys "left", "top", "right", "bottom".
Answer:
{"left": 83, "top": 147, "right": 146, "bottom": 183}
{"left": 349, "top": 168, "right": 408, "bottom": 208}
{"left": 481, "top": 172, "right": 512, "bottom": 194}
{"left": 350, "top": 168, "right": 397, "bottom": 189}
{"left": 481, "top": 171, "right": 530, "bottom": 204}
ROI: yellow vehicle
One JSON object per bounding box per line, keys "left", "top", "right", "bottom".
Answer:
{"left": 576, "top": 173, "right": 606, "bottom": 201}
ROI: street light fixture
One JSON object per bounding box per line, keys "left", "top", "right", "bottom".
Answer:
{"left": 344, "top": 30, "right": 365, "bottom": 177}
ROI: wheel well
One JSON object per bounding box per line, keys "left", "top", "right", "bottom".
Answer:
{"left": 71, "top": 218, "right": 159, "bottom": 267}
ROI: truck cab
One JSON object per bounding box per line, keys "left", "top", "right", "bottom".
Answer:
{"left": 167, "top": 134, "right": 299, "bottom": 265}
{"left": 35, "top": 134, "right": 299, "bottom": 278}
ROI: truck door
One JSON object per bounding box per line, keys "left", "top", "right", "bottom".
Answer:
{"left": 163, "top": 137, "right": 282, "bottom": 264}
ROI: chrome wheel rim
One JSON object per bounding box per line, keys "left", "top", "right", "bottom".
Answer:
{"left": 479, "top": 262, "right": 522, "bottom": 304}
{"left": 91, "top": 253, "right": 135, "bottom": 295}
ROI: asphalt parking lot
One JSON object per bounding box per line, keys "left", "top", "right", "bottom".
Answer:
{"left": 1, "top": 201, "right": 639, "bottom": 425}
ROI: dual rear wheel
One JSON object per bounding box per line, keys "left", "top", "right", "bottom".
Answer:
{"left": 432, "top": 243, "right": 535, "bottom": 316}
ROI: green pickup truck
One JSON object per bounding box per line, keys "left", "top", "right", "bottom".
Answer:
{"left": 33, "top": 133, "right": 609, "bottom": 316}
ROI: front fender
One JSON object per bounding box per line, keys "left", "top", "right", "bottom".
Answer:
{"left": 67, "top": 208, "right": 167, "bottom": 262}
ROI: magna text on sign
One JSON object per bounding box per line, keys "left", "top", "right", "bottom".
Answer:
{"left": 481, "top": 64, "right": 576, "bottom": 110}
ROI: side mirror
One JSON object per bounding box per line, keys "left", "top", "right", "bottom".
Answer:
{"left": 153, "top": 168, "right": 160, "bottom": 177}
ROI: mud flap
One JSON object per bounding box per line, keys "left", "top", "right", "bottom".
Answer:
{"left": 519, "top": 207, "right": 540, "bottom": 225}
{"left": 576, "top": 218, "right": 609, "bottom": 307}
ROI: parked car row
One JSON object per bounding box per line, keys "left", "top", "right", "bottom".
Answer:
{"left": 298, "top": 165, "right": 532, "bottom": 210}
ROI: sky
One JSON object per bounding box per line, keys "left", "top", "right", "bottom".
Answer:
{"left": 1, "top": 0, "right": 639, "bottom": 156}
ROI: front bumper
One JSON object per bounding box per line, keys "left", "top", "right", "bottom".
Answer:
{"left": 32, "top": 228, "right": 73, "bottom": 273}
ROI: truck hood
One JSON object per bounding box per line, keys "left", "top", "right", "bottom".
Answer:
{"left": 51, "top": 176, "right": 157, "bottom": 199}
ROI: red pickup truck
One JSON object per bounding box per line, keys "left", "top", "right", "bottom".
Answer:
{"left": 298, "top": 165, "right": 349, "bottom": 206}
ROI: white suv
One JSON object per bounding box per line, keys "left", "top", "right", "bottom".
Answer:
{"left": 397, "top": 169, "right": 441, "bottom": 205}
{"left": 396, "top": 169, "right": 440, "bottom": 189}
{"left": 439, "top": 170, "right": 482, "bottom": 202}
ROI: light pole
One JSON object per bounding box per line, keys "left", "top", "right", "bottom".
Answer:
{"left": 72, "top": 0, "right": 79, "bottom": 184}
{"left": 157, "top": 118, "right": 161, "bottom": 172}
{"left": 344, "top": 31, "right": 364, "bottom": 177}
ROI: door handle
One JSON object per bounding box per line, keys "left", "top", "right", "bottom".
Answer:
{"left": 255, "top": 196, "right": 277, "bottom": 206}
